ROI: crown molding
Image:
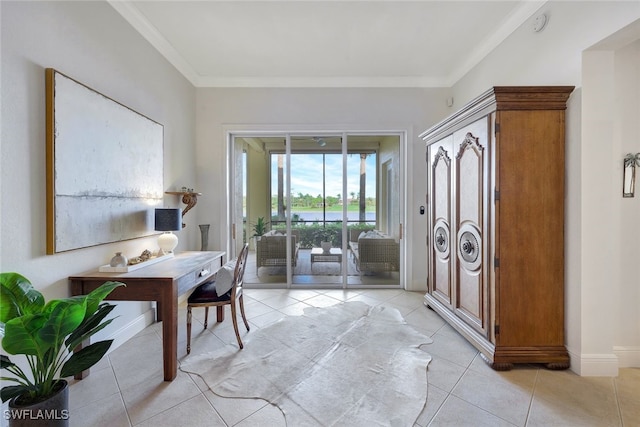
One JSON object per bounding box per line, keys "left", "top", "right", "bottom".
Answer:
{"left": 108, "top": 0, "right": 200, "bottom": 84}
{"left": 192, "top": 75, "right": 448, "bottom": 88}
{"left": 110, "top": 0, "right": 543, "bottom": 88}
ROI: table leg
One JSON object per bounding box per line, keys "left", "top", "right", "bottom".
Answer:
{"left": 160, "top": 284, "right": 178, "bottom": 381}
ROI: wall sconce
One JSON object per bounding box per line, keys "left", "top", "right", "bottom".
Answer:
{"left": 155, "top": 208, "right": 182, "bottom": 254}
{"left": 165, "top": 189, "right": 201, "bottom": 228}
{"left": 623, "top": 153, "right": 639, "bottom": 198}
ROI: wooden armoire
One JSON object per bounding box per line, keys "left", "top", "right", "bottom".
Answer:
{"left": 421, "top": 86, "right": 574, "bottom": 370}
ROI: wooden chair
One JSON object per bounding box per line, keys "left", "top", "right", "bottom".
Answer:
{"left": 186, "top": 243, "right": 250, "bottom": 354}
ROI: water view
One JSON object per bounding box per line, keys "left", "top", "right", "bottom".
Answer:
{"left": 289, "top": 211, "right": 376, "bottom": 223}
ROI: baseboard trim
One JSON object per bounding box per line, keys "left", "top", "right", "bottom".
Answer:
{"left": 613, "top": 346, "right": 640, "bottom": 368}
{"left": 105, "top": 308, "right": 156, "bottom": 354}
{"left": 568, "top": 350, "right": 619, "bottom": 376}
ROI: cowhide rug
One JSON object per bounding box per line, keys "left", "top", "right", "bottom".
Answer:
{"left": 181, "top": 301, "right": 432, "bottom": 426}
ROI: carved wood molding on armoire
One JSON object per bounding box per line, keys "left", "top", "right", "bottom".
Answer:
{"left": 421, "top": 86, "right": 574, "bottom": 370}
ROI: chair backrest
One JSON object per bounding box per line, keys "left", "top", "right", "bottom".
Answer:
{"left": 230, "top": 243, "right": 249, "bottom": 297}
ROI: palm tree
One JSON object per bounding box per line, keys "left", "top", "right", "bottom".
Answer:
{"left": 359, "top": 154, "right": 367, "bottom": 222}
{"left": 277, "top": 154, "right": 285, "bottom": 220}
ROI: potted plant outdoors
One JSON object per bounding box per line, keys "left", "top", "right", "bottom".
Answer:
{"left": 316, "top": 229, "right": 333, "bottom": 254}
{"left": 250, "top": 217, "right": 268, "bottom": 250}
{"left": 0, "top": 272, "right": 124, "bottom": 426}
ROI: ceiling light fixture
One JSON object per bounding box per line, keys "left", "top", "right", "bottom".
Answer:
{"left": 313, "top": 137, "right": 327, "bottom": 147}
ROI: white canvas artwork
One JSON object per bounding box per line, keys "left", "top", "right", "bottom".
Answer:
{"left": 46, "top": 69, "right": 164, "bottom": 253}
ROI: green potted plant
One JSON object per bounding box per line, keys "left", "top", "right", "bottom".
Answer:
{"left": 251, "top": 217, "right": 268, "bottom": 238}
{"left": 249, "top": 217, "right": 268, "bottom": 250}
{"left": 0, "top": 272, "right": 124, "bottom": 426}
{"left": 314, "top": 228, "right": 334, "bottom": 253}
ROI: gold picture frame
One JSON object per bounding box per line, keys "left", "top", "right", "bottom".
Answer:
{"left": 45, "top": 69, "right": 164, "bottom": 253}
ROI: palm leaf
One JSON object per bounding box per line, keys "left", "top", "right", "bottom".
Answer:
{"left": 65, "top": 303, "right": 116, "bottom": 350}
{"left": 60, "top": 340, "right": 113, "bottom": 378}
{"left": 2, "top": 314, "right": 47, "bottom": 356}
{"left": 0, "top": 355, "right": 15, "bottom": 370}
{"left": 84, "top": 281, "right": 124, "bottom": 317}
{"left": 1, "top": 385, "right": 31, "bottom": 403}
{"left": 0, "top": 273, "right": 44, "bottom": 323}
{"left": 37, "top": 301, "right": 86, "bottom": 350}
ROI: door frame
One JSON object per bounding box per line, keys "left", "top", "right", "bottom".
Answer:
{"left": 226, "top": 126, "right": 407, "bottom": 289}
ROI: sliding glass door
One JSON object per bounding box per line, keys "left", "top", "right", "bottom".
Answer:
{"left": 232, "top": 132, "right": 402, "bottom": 288}
{"left": 286, "top": 136, "right": 345, "bottom": 285}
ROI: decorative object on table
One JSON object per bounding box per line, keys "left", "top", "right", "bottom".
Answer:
{"left": 314, "top": 229, "right": 335, "bottom": 252}
{"left": 165, "top": 188, "right": 201, "bottom": 228}
{"left": 0, "top": 272, "right": 124, "bottom": 426}
{"left": 199, "top": 224, "right": 210, "bottom": 251}
{"left": 155, "top": 208, "right": 182, "bottom": 254}
{"left": 140, "top": 249, "right": 152, "bottom": 261}
{"left": 109, "top": 252, "right": 128, "bottom": 267}
{"left": 98, "top": 252, "right": 173, "bottom": 273}
{"left": 127, "top": 249, "right": 153, "bottom": 265}
{"left": 45, "top": 68, "right": 163, "bottom": 255}
{"left": 623, "top": 152, "right": 639, "bottom": 198}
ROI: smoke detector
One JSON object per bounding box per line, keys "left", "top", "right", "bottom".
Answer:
{"left": 533, "top": 13, "right": 548, "bottom": 32}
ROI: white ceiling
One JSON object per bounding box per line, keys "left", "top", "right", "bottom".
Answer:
{"left": 110, "top": 1, "right": 546, "bottom": 88}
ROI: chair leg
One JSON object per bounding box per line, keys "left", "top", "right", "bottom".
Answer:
{"left": 239, "top": 295, "right": 250, "bottom": 331}
{"left": 203, "top": 306, "right": 209, "bottom": 329}
{"left": 230, "top": 301, "right": 243, "bottom": 349}
{"left": 186, "top": 306, "right": 192, "bottom": 355}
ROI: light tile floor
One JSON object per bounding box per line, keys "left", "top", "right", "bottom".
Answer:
{"left": 68, "top": 289, "right": 639, "bottom": 426}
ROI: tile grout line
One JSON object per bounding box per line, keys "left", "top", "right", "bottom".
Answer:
{"left": 612, "top": 374, "right": 625, "bottom": 426}
{"left": 523, "top": 367, "right": 540, "bottom": 427}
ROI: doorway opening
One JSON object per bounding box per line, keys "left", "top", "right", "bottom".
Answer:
{"left": 230, "top": 132, "right": 403, "bottom": 289}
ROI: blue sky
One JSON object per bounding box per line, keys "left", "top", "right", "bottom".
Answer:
{"left": 270, "top": 153, "right": 376, "bottom": 200}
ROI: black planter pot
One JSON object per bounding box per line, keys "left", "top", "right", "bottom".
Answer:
{"left": 7, "top": 380, "right": 69, "bottom": 427}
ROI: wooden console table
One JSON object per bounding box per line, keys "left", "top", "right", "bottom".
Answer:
{"left": 69, "top": 251, "right": 225, "bottom": 381}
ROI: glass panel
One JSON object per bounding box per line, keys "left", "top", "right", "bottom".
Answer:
{"left": 241, "top": 136, "right": 286, "bottom": 285}
{"left": 237, "top": 133, "right": 401, "bottom": 288}
{"left": 234, "top": 139, "right": 246, "bottom": 256}
{"left": 290, "top": 137, "right": 344, "bottom": 286}
{"left": 346, "top": 135, "right": 401, "bottom": 286}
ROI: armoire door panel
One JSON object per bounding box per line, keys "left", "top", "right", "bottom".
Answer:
{"left": 453, "top": 119, "right": 489, "bottom": 335}
{"left": 456, "top": 268, "right": 483, "bottom": 329}
{"left": 429, "top": 137, "right": 453, "bottom": 308}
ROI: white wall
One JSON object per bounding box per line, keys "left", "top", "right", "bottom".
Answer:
{"left": 0, "top": 1, "right": 196, "bottom": 351}
{"left": 452, "top": 2, "right": 640, "bottom": 374}
{"left": 581, "top": 37, "right": 640, "bottom": 373}
{"left": 195, "top": 87, "right": 450, "bottom": 290}
{"left": 452, "top": 1, "right": 640, "bottom": 106}
{"left": 613, "top": 40, "right": 640, "bottom": 367}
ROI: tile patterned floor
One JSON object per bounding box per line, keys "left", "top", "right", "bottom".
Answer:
{"left": 66, "top": 289, "right": 638, "bottom": 426}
